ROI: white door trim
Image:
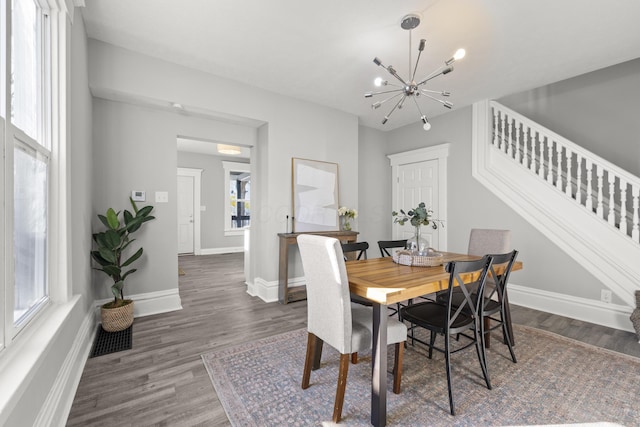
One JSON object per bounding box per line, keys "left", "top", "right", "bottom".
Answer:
{"left": 177, "top": 168, "right": 203, "bottom": 255}
{"left": 388, "top": 143, "right": 450, "bottom": 251}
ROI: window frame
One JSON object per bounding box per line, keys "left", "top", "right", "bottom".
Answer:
{"left": 1, "top": 0, "right": 68, "bottom": 352}
{"left": 222, "top": 161, "right": 251, "bottom": 236}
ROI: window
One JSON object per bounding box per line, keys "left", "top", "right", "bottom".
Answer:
{"left": 2, "top": 0, "right": 60, "bottom": 349}
{"left": 223, "top": 161, "right": 251, "bottom": 235}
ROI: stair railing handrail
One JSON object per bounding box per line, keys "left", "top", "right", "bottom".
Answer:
{"left": 490, "top": 100, "right": 640, "bottom": 186}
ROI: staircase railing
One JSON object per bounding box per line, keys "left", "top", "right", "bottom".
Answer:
{"left": 490, "top": 100, "right": 640, "bottom": 245}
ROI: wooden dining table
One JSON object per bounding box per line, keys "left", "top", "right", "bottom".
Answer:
{"left": 345, "top": 252, "right": 523, "bottom": 427}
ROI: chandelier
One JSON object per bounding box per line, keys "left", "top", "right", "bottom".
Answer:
{"left": 365, "top": 13, "right": 465, "bottom": 131}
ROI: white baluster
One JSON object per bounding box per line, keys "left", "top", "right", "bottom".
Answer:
{"left": 608, "top": 173, "right": 616, "bottom": 226}
{"left": 576, "top": 155, "right": 583, "bottom": 205}
{"left": 507, "top": 117, "right": 513, "bottom": 157}
{"left": 523, "top": 126, "right": 530, "bottom": 168}
{"left": 620, "top": 179, "right": 628, "bottom": 236}
{"left": 585, "top": 159, "right": 593, "bottom": 212}
{"left": 501, "top": 112, "right": 507, "bottom": 152}
{"left": 596, "top": 164, "right": 604, "bottom": 218}
{"left": 515, "top": 120, "right": 521, "bottom": 164}
{"left": 537, "top": 132, "right": 544, "bottom": 178}
{"left": 564, "top": 147, "right": 572, "bottom": 197}
{"left": 493, "top": 108, "right": 499, "bottom": 148}
{"left": 546, "top": 138, "right": 553, "bottom": 183}
{"left": 632, "top": 185, "right": 639, "bottom": 242}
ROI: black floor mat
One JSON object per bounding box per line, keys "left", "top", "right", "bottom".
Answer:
{"left": 90, "top": 325, "right": 133, "bottom": 358}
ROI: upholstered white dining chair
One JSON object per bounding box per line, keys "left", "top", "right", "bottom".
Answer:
{"left": 298, "top": 234, "right": 407, "bottom": 423}
{"left": 467, "top": 228, "right": 511, "bottom": 256}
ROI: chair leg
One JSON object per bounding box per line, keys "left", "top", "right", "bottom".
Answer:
{"left": 501, "top": 317, "right": 517, "bottom": 363}
{"left": 351, "top": 352, "right": 358, "bottom": 364}
{"left": 428, "top": 331, "right": 436, "bottom": 359}
{"left": 302, "top": 332, "right": 316, "bottom": 389}
{"left": 333, "top": 354, "right": 350, "bottom": 423}
{"left": 393, "top": 342, "right": 404, "bottom": 394}
{"left": 444, "top": 333, "right": 455, "bottom": 416}
{"left": 476, "top": 321, "right": 492, "bottom": 390}
{"left": 484, "top": 316, "right": 491, "bottom": 349}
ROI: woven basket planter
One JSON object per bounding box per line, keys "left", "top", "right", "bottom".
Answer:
{"left": 101, "top": 300, "right": 134, "bottom": 332}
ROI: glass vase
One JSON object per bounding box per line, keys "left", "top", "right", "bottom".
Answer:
{"left": 406, "top": 226, "right": 428, "bottom": 255}
{"left": 340, "top": 216, "right": 352, "bottom": 231}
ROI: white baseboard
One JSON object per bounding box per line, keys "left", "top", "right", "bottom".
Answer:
{"left": 248, "top": 276, "right": 306, "bottom": 303}
{"left": 94, "top": 288, "right": 182, "bottom": 320}
{"left": 509, "top": 283, "right": 634, "bottom": 332}
{"left": 199, "top": 247, "right": 243, "bottom": 255}
{"left": 34, "top": 307, "right": 96, "bottom": 427}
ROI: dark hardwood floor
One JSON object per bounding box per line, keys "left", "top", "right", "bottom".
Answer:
{"left": 67, "top": 253, "right": 640, "bottom": 426}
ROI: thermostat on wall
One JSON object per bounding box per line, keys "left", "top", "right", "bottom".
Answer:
{"left": 131, "top": 190, "right": 146, "bottom": 202}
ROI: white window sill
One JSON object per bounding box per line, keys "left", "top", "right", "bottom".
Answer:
{"left": 224, "top": 228, "right": 249, "bottom": 237}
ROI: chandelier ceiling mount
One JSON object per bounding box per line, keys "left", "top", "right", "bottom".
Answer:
{"left": 365, "top": 13, "right": 465, "bottom": 131}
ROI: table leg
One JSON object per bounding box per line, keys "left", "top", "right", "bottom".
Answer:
{"left": 371, "top": 302, "right": 387, "bottom": 427}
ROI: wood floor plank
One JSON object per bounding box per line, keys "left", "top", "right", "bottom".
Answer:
{"left": 66, "top": 253, "right": 639, "bottom": 426}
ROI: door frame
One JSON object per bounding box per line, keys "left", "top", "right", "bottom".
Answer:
{"left": 388, "top": 143, "right": 450, "bottom": 251}
{"left": 177, "top": 167, "right": 203, "bottom": 255}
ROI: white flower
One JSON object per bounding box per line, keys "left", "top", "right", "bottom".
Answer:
{"left": 338, "top": 206, "right": 357, "bottom": 219}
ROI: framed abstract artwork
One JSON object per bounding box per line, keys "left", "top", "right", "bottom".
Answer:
{"left": 291, "top": 158, "right": 339, "bottom": 232}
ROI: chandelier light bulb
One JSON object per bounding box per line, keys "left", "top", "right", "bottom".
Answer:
{"left": 454, "top": 49, "right": 466, "bottom": 61}
{"left": 374, "top": 77, "right": 384, "bottom": 87}
{"left": 423, "top": 121, "right": 432, "bottom": 131}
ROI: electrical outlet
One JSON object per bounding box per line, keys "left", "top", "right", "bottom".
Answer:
{"left": 600, "top": 289, "right": 612, "bottom": 304}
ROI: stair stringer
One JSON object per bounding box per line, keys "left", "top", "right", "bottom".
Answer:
{"left": 472, "top": 100, "right": 639, "bottom": 308}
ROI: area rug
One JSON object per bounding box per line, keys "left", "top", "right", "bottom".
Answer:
{"left": 202, "top": 325, "right": 640, "bottom": 426}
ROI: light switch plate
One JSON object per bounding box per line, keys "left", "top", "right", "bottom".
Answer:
{"left": 155, "top": 191, "right": 169, "bottom": 203}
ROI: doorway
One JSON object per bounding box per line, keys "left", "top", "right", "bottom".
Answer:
{"left": 388, "top": 143, "right": 450, "bottom": 251}
{"left": 177, "top": 167, "right": 202, "bottom": 255}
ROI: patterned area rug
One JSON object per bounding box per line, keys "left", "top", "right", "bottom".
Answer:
{"left": 202, "top": 325, "right": 640, "bottom": 426}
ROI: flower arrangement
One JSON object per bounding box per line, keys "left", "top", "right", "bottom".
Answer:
{"left": 338, "top": 206, "right": 357, "bottom": 231}
{"left": 392, "top": 202, "right": 443, "bottom": 229}
{"left": 338, "top": 206, "right": 358, "bottom": 219}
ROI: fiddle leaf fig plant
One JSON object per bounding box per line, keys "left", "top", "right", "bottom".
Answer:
{"left": 91, "top": 197, "right": 155, "bottom": 307}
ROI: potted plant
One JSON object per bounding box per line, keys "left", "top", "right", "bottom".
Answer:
{"left": 392, "top": 202, "right": 443, "bottom": 254}
{"left": 91, "top": 198, "right": 155, "bottom": 332}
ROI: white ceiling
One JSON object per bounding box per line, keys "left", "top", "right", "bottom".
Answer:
{"left": 81, "top": 0, "right": 640, "bottom": 131}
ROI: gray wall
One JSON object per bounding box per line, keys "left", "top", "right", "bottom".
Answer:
{"left": 383, "top": 108, "right": 609, "bottom": 303}
{"left": 357, "top": 125, "right": 390, "bottom": 255}
{"left": 88, "top": 39, "right": 359, "bottom": 287}
{"left": 358, "top": 58, "right": 639, "bottom": 306}
{"left": 499, "top": 57, "right": 640, "bottom": 176}
{"left": 177, "top": 151, "right": 247, "bottom": 250}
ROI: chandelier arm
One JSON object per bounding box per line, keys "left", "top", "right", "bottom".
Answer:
{"left": 366, "top": 88, "right": 404, "bottom": 97}
{"left": 416, "top": 65, "right": 453, "bottom": 86}
{"left": 411, "top": 44, "right": 425, "bottom": 82}
{"left": 421, "top": 89, "right": 450, "bottom": 95}
{"left": 372, "top": 92, "right": 404, "bottom": 109}
{"left": 382, "top": 95, "right": 406, "bottom": 124}
{"left": 420, "top": 91, "right": 454, "bottom": 108}
{"left": 385, "top": 66, "right": 408, "bottom": 86}
{"left": 411, "top": 95, "right": 426, "bottom": 118}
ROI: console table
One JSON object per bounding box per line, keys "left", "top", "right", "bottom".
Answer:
{"left": 278, "top": 230, "right": 358, "bottom": 303}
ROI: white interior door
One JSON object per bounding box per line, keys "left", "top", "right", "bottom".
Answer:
{"left": 389, "top": 144, "right": 449, "bottom": 251}
{"left": 177, "top": 175, "right": 195, "bottom": 254}
{"left": 395, "top": 159, "right": 440, "bottom": 249}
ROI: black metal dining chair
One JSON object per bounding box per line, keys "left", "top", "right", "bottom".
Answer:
{"left": 400, "top": 256, "right": 494, "bottom": 416}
